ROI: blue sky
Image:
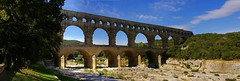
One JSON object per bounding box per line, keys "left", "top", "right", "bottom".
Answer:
{"left": 62, "top": 0, "right": 240, "bottom": 45}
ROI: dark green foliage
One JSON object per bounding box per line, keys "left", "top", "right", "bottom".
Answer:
{"left": 225, "top": 78, "right": 236, "bottom": 81}
{"left": 0, "top": 0, "right": 64, "bottom": 70}
{"left": 0, "top": 54, "right": 4, "bottom": 64}
{"left": 167, "top": 32, "right": 240, "bottom": 60}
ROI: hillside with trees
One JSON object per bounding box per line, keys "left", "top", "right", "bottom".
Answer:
{"left": 62, "top": 40, "right": 84, "bottom": 47}
{"left": 167, "top": 32, "right": 240, "bottom": 60}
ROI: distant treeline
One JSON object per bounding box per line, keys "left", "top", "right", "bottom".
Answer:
{"left": 62, "top": 40, "right": 84, "bottom": 47}
{"left": 167, "top": 32, "right": 240, "bottom": 60}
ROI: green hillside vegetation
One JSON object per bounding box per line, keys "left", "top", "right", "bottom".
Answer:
{"left": 167, "top": 32, "right": 240, "bottom": 60}
{"left": 62, "top": 40, "right": 84, "bottom": 46}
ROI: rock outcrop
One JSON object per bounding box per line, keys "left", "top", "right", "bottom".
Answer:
{"left": 164, "top": 58, "right": 240, "bottom": 73}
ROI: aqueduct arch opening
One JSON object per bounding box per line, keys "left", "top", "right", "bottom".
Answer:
{"left": 135, "top": 33, "right": 148, "bottom": 47}
{"left": 116, "top": 31, "right": 128, "bottom": 46}
{"left": 93, "top": 28, "right": 109, "bottom": 45}
{"left": 63, "top": 25, "right": 85, "bottom": 43}
{"left": 154, "top": 35, "right": 162, "bottom": 48}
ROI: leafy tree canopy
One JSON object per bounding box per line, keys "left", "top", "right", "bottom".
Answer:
{"left": 0, "top": 0, "right": 64, "bottom": 70}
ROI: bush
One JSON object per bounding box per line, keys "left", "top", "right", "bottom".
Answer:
{"left": 173, "top": 75, "right": 178, "bottom": 78}
{"left": 214, "top": 74, "right": 219, "bottom": 76}
{"left": 187, "top": 75, "right": 194, "bottom": 77}
{"left": 225, "top": 78, "right": 236, "bottom": 81}
{"left": 191, "top": 69, "right": 199, "bottom": 72}
{"left": 237, "top": 75, "right": 240, "bottom": 78}
{"left": 143, "top": 74, "right": 148, "bottom": 79}
{"left": 163, "top": 79, "right": 168, "bottom": 81}
{"left": 0, "top": 55, "right": 4, "bottom": 64}
{"left": 183, "top": 71, "right": 188, "bottom": 74}
{"left": 183, "top": 63, "right": 191, "bottom": 69}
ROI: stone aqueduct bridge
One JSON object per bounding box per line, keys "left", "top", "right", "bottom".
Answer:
{"left": 59, "top": 10, "right": 193, "bottom": 69}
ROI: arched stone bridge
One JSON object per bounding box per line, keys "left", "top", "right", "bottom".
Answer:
{"left": 59, "top": 10, "right": 193, "bottom": 69}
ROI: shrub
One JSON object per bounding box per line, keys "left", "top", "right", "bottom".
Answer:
{"left": 183, "top": 71, "right": 188, "bottom": 74}
{"left": 143, "top": 74, "right": 148, "bottom": 79}
{"left": 173, "top": 75, "right": 178, "bottom": 78}
{"left": 214, "top": 74, "right": 219, "bottom": 76}
{"left": 187, "top": 75, "right": 194, "bottom": 77}
{"left": 183, "top": 63, "right": 191, "bottom": 69}
{"left": 163, "top": 79, "right": 168, "bottom": 81}
{"left": 225, "top": 78, "right": 236, "bottom": 81}
{"left": 237, "top": 75, "right": 240, "bottom": 78}
{"left": 191, "top": 69, "right": 199, "bottom": 72}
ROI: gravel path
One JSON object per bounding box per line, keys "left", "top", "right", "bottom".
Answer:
{"left": 58, "top": 68, "right": 118, "bottom": 81}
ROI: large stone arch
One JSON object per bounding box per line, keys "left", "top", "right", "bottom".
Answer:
{"left": 60, "top": 48, "right": 93, "bottom": 68}
{"left": 96, "top": 50, "right": 118, "bottom": 67}
{"left": 92, "top": 28, "right": 110, "bottom": 45}
{"left": 134, "top": 32, "right": 149, "bottom": 47}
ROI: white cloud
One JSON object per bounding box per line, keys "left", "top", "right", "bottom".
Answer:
{"left": 63, "top": 36, "right": 84, "bottom": 42}
{"left": 168, "top": 25, "right": 188, "bottom": 30}
{"left": 149, "top": 0, "right": 187, "bottom": 12}
{"left": 172, "top": 16, "right": 182, "bottom": 19}
{"left": 136, "top": 15, "right": 158, "bottom": 21}
{"left": 190, "top": 0, "right": 240, "bottom": 24}
{"left": 237, "top": 16, "right": 240, "bottom": 19}
{"left": 216, "top": 27, "right": 240, "bottom": 34}
{"left": 63, "top": 0, "right": 120, "bottom": 18}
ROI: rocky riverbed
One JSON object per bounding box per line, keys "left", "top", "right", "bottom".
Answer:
{"left": 59, "top": 58, "right": 240, "bottom": 81}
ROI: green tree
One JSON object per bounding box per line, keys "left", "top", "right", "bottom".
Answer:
{"left": 0, "top": 0, "right": 64, "bottom": 70}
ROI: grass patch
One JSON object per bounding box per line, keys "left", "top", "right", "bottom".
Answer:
{"left": 97, "top": 69, "right": 124, "bottom": 79}
{"left": 8, "top": 64, "right": 78, "bottom": 81}
{"left": 49, "top": 69, "right": 78, "bottom": 81}
{"left": 84, "top": 69, "right": 93, "bottom": 73}
{"left": 12, "top": 64, "right": 58, "bottom": 81}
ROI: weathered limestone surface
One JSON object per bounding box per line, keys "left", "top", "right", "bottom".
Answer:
{"left": 165, "top": 58, "right": 240, "bottom": 73}
{"left": 202, "top": 60, "right": 240, "bottom": 73}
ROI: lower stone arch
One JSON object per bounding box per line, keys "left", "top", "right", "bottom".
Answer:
{"left": 96, "top": 50, "right": 118, "bottom": 68}
{"left": 143, "top": 50, "right": 159, "bottom": 68}
{"left": 63, "top": 49, "right": 92, "bottom": 68}
{"left": 121, "top": 50, "right": 138, "bottom": 67}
